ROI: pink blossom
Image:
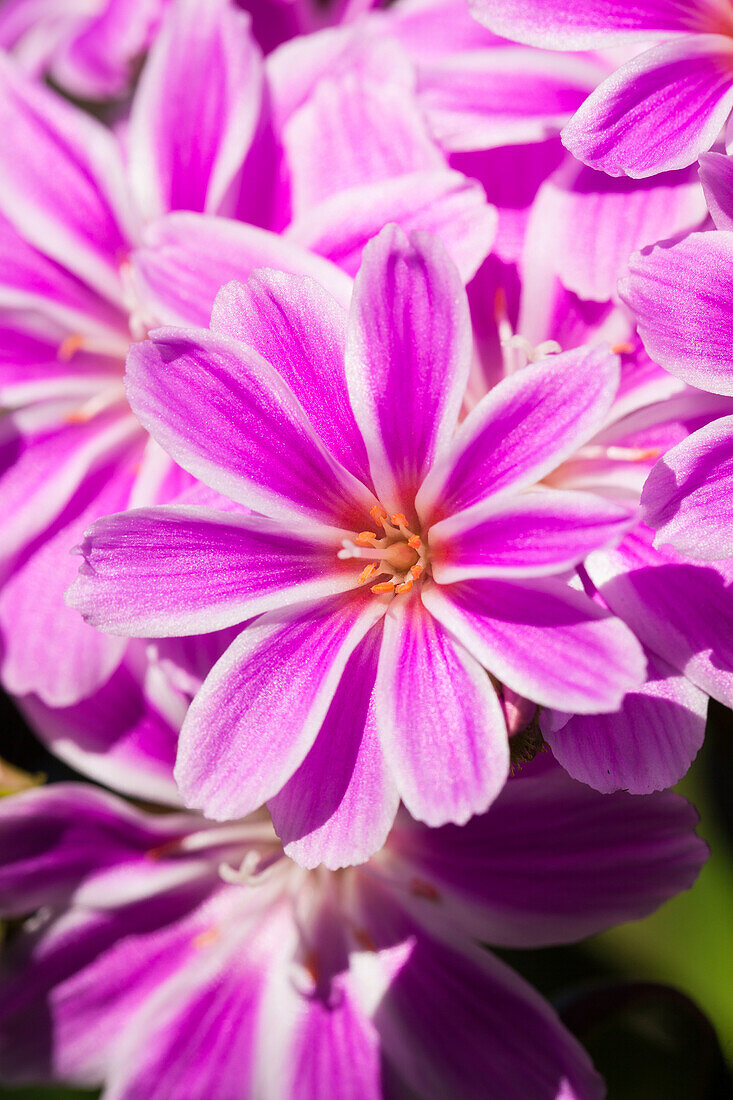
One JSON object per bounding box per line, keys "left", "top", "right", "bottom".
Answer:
{"left": 0, "top": 763, "right": 705, "bottom": 1097}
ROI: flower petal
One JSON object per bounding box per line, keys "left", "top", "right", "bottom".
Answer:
{"left": 102, "top": 907, "right": 291, "bottom": 1100}
{"left": 698, "top": 149, "right": 733, "bottom": 228}
{"left": 283, "top": 72, "right": 443, "bottom": 217}
{"left": 0, "top": 213, "right": 127, "bottom": 346}
{"left": 48, "top": 0, "right": 168, "bottom": 99}
{"left": 468, "top": 0, "right": 704, "bottom": 48}
{"left": 430, "top": 489, "right": 636, "bottom": 583}
{"left": 416, "top": 47, "right": 605, "bottom": 152}
{"left": 21, "top": 652, "right": 180, "bottom": 807}
{"left": 175, "top": 592, "right": 387, "bottom": 820}
{"left": 371, "top": 932, "right": 603, "bottom": 1100}
{"left": 0, "top": 53, "right": 136, "bottom": 303}
{"left": 374, "top": 594, "right": 509, "bottom": 827}
{"left": 345, "top": 225, "right": 472, "bottom": 511}
{"left": 131, "top": 212, "right": 352, "bottom": 328}
{"left": 643, "top": 417, "right": 733, "bottom": 560}
{"left": 287, "top": 168, "right": 497, "bottom": 284}
{"left": 388, "top": 758, "right": 706, "bottom": 946}
{"left": 417, "top": 345, "right": 619, "bottom": 524}
{"left": 545, "top": 650, "right": 707, "bottom": 793}
{"left": 1, "top": 459, "right": 135, "bottom": 706}
{"left": 127, "top": 0, "right": 263, "bottom": 220}
{"left": 68, "top": 506, "right": 358, "bottom": 637}
{"left": 562, "top": 37, "right": 733, "bottom": 177}
{"left": 586, "top": 525, "right": 733, "bottom": 706}
{"left": 126, "top": 327, "right": 375, "bottom": 528}
{"left": 211, "top": 272, "right": 370, "bottom": 485}
{"left": 269, "top": 625, "right": 400, "bottom": 869}
{"left": 271, "top": 968, "right": 383, "bottom": 1100}
{"left": 0, "top": 783, "right": 194, "bottom": 915}
{"left": 0, "top": 409, "right": 138, "bottom": 567}
{"left": 621, "top": 230, "right": 733, "bottom": 396}
{"left": 424, "top": 576, "right": 646, "bottom": 712}
{"left": 533, "top": 160, "right": 706, "bottom": 303}
{"left": 0, "top": 878, "right": 228, "bottom": 1086}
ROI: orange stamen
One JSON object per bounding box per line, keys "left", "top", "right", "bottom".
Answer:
{"left": 407, "top": 534, "right": 421, "bottom": 550}
{"left": 611, "top": 342, "right": 634, "bottom": 355}
{"left": 409, "top": 563, "right": 423, "bottom": 580}
{"left": 58, "top": 333, "right": 85, "bottom": 362}
{"left": 390, "top": 512, "right": 408, "bottom": 527}
{"left": 304, "top": 950, "right": 320, "bottom": 984}
{"left": 357, "top": 563, "right": 378, "bottom": 584}
{"left": 410, "top": 877, "right": 440, "bottom": 901}
{"left": 193, "top": 927, "right": 220, "bottom": 949}
{"left": 371, "top": 581, "right": 395, "bottom": 595}
{"left": 370, "top": 504, "right": 388, "bottom": 526}
{"left": 354, "top": 927, "right": 378, "bottom": 953}
{"left": 146, "top": 839, "right": 183, "bottom": 861}
{"left": 494, "top": 285, "right": 507, "bottom": 322}
{"left": 355, "top": 531, "right": 377, "bottom": 545}
{"left": 394, "top": 579, "right": 413, "bottom": 594}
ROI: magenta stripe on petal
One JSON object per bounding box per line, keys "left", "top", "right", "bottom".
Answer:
{"left": 430, "top": 489, "right": 636, "bottom": 582}
{"left": 562, "top": 36, "right": 733, "bottom": 177}
{"left": 211, "top": 272, "right": 372, "bottom": 488}
{"left": 67, "top": 506, "right": 358, "bottom": 637}
{"left": 345, "top": 225, "right": 472, "bottom": 512}
{"left": 269, "top": 625, "right": 400, "bottom": 869}
{"left": 125, "top": 327, "right": 375, "bottom": 529}
{"left": 642, "top": 416, "right": 733, "bottom": 560}
{"left": 127, "top": 0, "right": 263, "bottom": 220}
{"left": 621, "top": 231, "right": 733, "bottom": 396}
{"left": 424, "top": 577, "right": 646, "bottom": 712}
{"left": 175, "top": 591, "right": 387, "bottom": 820}
{"left": 417, "top": 345, "right": 619, "bottom": 524}
{"left": 0, "top": 54, "right": 136, "bottom": 303}
{"left": 468, "top": 0, "right": 707, "bottom": 49}
{"left": 374, "top": 594, "right": 509, "bottom": 827}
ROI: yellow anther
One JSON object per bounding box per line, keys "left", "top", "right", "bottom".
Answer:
{"left": 370, "top": 504, "right": 388, "bottom": 526}
{"left": 371, "top": 581, "right": 395, "bottom": 595}
{"left": 390, "top": 512, "right": 408, "bottom": 527}
{"left": 394, "top": 579, "right": 413, "bottom": 595}
{"left": 357, "top": 563, "right": 378, "bottom": 584}
{"left": 407, "top": 534, "right": 421, "bottom": 550}
{"left": 58, "top": 333, "right": 85, "bottom": 362}
{"left": 355, "top": 531, "right": 377, "bottom": 545}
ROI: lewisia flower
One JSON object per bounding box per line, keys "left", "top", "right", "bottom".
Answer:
{"left": 69, "top": 225, "right": 646, "bottom": 867}
{"left": 621, "top": 150, "right": 733, "bottom": 561}
{"left": 0, "top": 761, "right": 706, "bottom": 1098}
{"left": 470, "top": 0, "right": 733, "bottom": 177}
{"left": 0, "top": 0, "right": 494, "bottom": 711}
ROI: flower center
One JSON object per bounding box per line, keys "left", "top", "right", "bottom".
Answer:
{"left": 338, "top": 503, "right": 428, "bottom": 596}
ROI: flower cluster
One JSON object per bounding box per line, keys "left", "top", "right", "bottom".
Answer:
{"left": 0, "top": 0, "right": 730, "bottom": 1095}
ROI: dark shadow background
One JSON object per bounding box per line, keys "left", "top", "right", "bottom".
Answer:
{"left": 0, "top": 690, "right": 731, "bottom": 1099}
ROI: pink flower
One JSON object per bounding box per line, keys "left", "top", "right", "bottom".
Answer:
{"left": 0, "top": 762, "right": 705, "bottom": 1098}
{"left": 68, "top": 225, "right": 646, "bottom": 867}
